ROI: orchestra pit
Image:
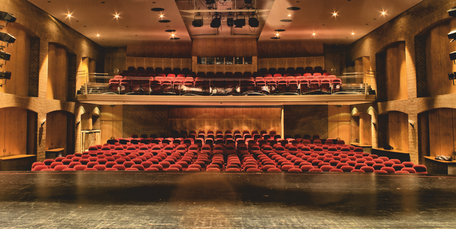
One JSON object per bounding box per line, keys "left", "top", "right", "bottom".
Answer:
{"left": 1, "top": 0, "right": 456, "bottom": 227}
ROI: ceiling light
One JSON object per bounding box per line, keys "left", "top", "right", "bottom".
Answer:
{"left": 288, "top": 13, "right": 291, "bottom": 17}
{"left": 114, "top": 14, "right": 120, "bottom": 19}
{"left": 159, "top": 13, "right": 164, "bottom": 19}
{"left": 332, "top": 12, "right": 338, "bottom": 17}
{"left": 67, "top": 13, "right": 72, "bottom": 18}
{"left": 381, "top": 11, "right": 387, "bottom": 16}
{"left": 312, "top": 33, "right": 316, "bottom": 36}
{"left": 96, "top": 34, "right": 100, "bottom": 37}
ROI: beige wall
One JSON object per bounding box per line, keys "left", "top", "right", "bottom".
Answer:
{"left": 0, "top": 108, "right": 28, "bottom": 157}
{"left": 328, "top": 105, "right": 351, "bottom": 143}
{"left": 258, "top": 56, "right": 325, "bottom": 72}
{"left": 100, "top": 105, "right": 123, "bottom": 145}
{"left": 47, "top": 44, "right": 68, "bottom": 101}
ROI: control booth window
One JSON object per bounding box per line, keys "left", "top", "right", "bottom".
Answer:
{"left": 225, "top": 57, "right": 233, "bottom": 65}
{"left": 244, "top": 57, "right": 252, "bottom": 65}
{"left": 206, "top": 57, "right": 215, "bottom": 65}
{"left": 216, "top": 57, "right": 224, "bottom": 65}
{"left": 197, "top": 57, "right": 206, "bottom": 65}
{"left": 235, "top": 57, "right": 243, "bottom": 65}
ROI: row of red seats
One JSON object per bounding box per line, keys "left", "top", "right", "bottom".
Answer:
{"left": 32, "top": 141, "right": 427, "bottom": 174}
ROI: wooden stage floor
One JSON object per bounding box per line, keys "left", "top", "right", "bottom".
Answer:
{"left": 0, "top": 172, "right": 455, "bottom": 228}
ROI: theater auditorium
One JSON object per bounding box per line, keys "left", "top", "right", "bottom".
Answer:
{"left": 1, "top": 0, "right": 456, "bottom": 227}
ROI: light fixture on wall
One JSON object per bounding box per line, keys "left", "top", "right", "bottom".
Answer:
{"left": 449, "top": 7, "right": 456, "bottom": 17}
{"left": 0, "top": 70, "right": 10, "bottom": 87}
{"left": 408, "top": 119, "right": 415, "bottom": 129}
{"left": 0, "top": 11, "right": 16, "bottom": 29}
{"left": 0, "top": 32, "right": 16, "bottom": 46}
{"left": 248, "top": 13, "right": 259, "bottom": 28}
{"left": 210, "top": 13, "right": 221, "bottom": 28}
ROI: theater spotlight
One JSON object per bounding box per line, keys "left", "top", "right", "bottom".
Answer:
{"left": 449, "top": 72, "right": 456, "bottom": 85}
{"left": 249, "top": 13, "right": 259, "bottom": 28}
{"left": 0, "top": 32, "right": 16, "bottom": 45}
{"left": 0, "top": 71, "right": 11, "bottom": 80}
{"left": 227, "top": 13, "right": 234, "bottom": 27}
{"left": 234, "top": 13, "right": 245, "bottom": 28}
{"left": 449, "top": 7, "right": 456, "bottom": 17}
{"left": 448, "top": 30, "right": 456, "bottom": 42}
{"left": 192, "top": 13, "right": 203, "bottom": 27}
{"left": 210, "top": 13, "right": 221, "bottom": 28}
{"left": 0, "top": 11, "right": 16, "bottom": 28}
{"left": 450, "top": 51, "right": 456, "bottom": 62}
{"left": 206, "top": 0, "right": 215, "bottom": 4}
{"left": 244, "top": 0, "right": 253, "bottom": 4}
{"left": 0, "top": 50, "right": 11, "bottom": 61}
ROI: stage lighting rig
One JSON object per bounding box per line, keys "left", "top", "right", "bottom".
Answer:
{"left": 249, "top": 13, "right": 259, "bottom": 27}
{"left": 0, "top": 11, "right": 16, "bottom": 29}
{"left": 227, "top": 13, "right": 234, "bottom": 27}
{"left": 210, "top": 13, "right": 221, "bottom": 28}
{"left": 0, "top": 32, "right": 16, "bottom": 47}
{"left": 192, "top": 13, "right": 204, "bottom": 27}
{"left": 234, "top": 13, "right": 245, "bottom": 28}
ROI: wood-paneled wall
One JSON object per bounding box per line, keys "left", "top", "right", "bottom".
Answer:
{"left": 328, "top": 105, "right": 351, "bottom": 143}
{"left": 0, "top": 108, "right": 28, "bottom": 157}
{"left": 0, "top": 23, "right": 31, "bottom": 96}
{"left": 100, "top": 105, "right": 123, "bottom": 144}
{"left": 359, "top": 113, "right": 372, "bottom": 145}
{"left": 193, "top": 56, "right": 257, "bottom": 73}
{"left": 388, "top": 111, "right": 409, "bottom": 152}
{"left": 258, "top": 56, "right": 325, "bottom": 71}
{"left": 284, "top": 105, "right": 328, "bottom": 139}
{"left": 258, "top": 40, "right": 324, "bottom": 58}
{"left": 383, "top": 42, "right": 408, "bottom": 101}
{"left": 168, "top": 107, "right": 281, "bottom": 135}
{"left": 126, "top": 57, "right": 192, "bottom": 71}
{"left": 426, "top": 109, "right": 456, "bottom": 157}
{"left": 47, "top": 43, "right": 68, "bottom": 101}
{"left": 45, "top": 111, "right": 71, "bottom": 155}
{"left": 425, "top": 18, "right": 456, "bottom": 97}
{"left": 192, "top": 38, "right": 258, "bottom": 57}
{"left": 127, "top": 41, "right": 192, "bottom": 58}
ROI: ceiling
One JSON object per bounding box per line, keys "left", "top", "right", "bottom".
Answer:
{"left": 28, "top": 0, "right": 423, "bottom": 47}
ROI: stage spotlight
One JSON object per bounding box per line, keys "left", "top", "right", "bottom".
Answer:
{"left": 449, "top": 7, "right": 456, "bottom": 17}
{"left": 206, "top": 0, "right": 215, "bottom": 4}
{"left": 0, "top": 32, "right": 16, "bottom": 44}
{"left": 0, "top": 11, "right": 16, "bottom": 23}
{"left": 227, "top": 14, "right": 234, "bottom": 27}
{"left": 450, "top": 51, "right": 456, "bottom": 62}
{"left": 249, "top": 14, "right": 259, "bottom": 27}
{"left": 244, "top": 0, "right": 252, "bottom": 4}
{"left": 234, "top": 13, "right": 245, "bottom": 28}
{"left": 192, "top": 14, "right": 203, "bottom": 27}
{"left": 0, "top": 71, "right": 11, "bottom": 80}
{"left": 210, "top": 13, "right": 221, "bottom": 28}
{"left": 449, "top": 31, "right": 456, "bottom": 42}
{"left": 0, "top": 50, "right": 11, "bottom": 61}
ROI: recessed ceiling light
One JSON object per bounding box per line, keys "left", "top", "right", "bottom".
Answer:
{"left": 351, "top": 32, "right": 355, "bottom": 35}
{"left": 159, "top": 20, "right": 171, "bottom": 23}
{"left": 96, "top": 34, "right": 100, "bottom": 37}
{"left": 287, "top": 7, "right": 301, "bottom": 11}
{"left": 114, "top": 14, "right": 120, "bottom": 19}
{"left": 165, "top": 29, "right": 176, "bottom": 32}
{"left": 170, "top": 37, "right": 180, "bottom": 40}
{"left": 312, "top": 33, "right": 316, "bottom": 36}
{"left": 332, "top": 12, "right": 338, "bottom": 17}
{"left": 288, "top": 13, "right": 291, "bottom": 17}
{"left": 280, "top": 19, "right": 292, "bottom": 22}
{"left": 381, "top": 11, "right": 387, "bottom": 16}
{"left": 151, "top": 8, "right": 165, "bottom": 11}
{"left": 159, "top": 13, "right": 164, "bottom": 19}
{"left": 67, "top": 13, "right": 72, "bottom": 18}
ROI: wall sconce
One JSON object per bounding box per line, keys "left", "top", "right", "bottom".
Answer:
{"left": 408, "top": 119, "right": 415, "bottom": 129}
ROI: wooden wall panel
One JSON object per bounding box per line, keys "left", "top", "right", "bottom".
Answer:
{"left": 388, "top": 112, "right": 409, "bottom": 152}
{"left": 192, "top": 38, "right": 258, "bottom": 57}
{"left": 257, "top": 40, "right": 324, "bottom": 58}
{"left": 0, "top": 108, "right": 28, "bottom": 157}
{"left": 100, "top": 105, "right": 123, "bottom": 144}
{"left": 359, "top": 113, "right": 372, "bottom": 145}
{"left": 418, "top": 112, "right": 430, "bottom": 163}
{"left": 168, "top": 107, "right": 281, "bottom": 135}
{"left": 47, "top": 44, "right": 68, "bottom": 101}
{"left": 427, "top": 109, "right": 455, "bottom": 157}
{"left": 428, "top": 109, "right": 440, "bottom": 156}
{"left": 126, "top": 41, "right": 192, "bottom": 58}
{"left": 384, "top": 42, "right": 408, "bottom": 101}
{"left": 126, "top": 57, "right": 192, "bottom": 71}
{"left": 327, "top": 105, "right": 351, "bottom": 143}
{"left": 258, "top": 57, "right": 325, "bottom": 71}
{"left": 45, "top": 111, "right": 69, "bottom": 155}
{"left": 0, "top": 23, "right": 30, "bottom": 96}
{"left": 425, "top": 17, "right": 456, "bottom": 97}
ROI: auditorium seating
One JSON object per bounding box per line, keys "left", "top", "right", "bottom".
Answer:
{"left": 100, "top": 66, "right": 359, "bottom": 96}
{"left": 31, "top": 130, "right": 427, "bottom": 175}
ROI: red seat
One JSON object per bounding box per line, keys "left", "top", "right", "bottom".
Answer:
{"left": 413, "top": 165, "right": 427, "bottom": 174}
{"left": 381, "top": 167, "right": 396, "bottom": 174}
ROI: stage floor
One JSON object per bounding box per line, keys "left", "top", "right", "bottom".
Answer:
{"left": 1, "top": 172, "right": 456, "bottom": 228}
